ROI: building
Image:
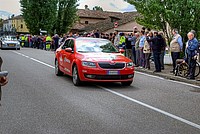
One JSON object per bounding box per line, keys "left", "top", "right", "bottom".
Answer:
{"left": 11, "top": 15, "right": 29, "bottom": 34}
{"left": 71, "top": 9, "right": 142, "bottom": 34}
{"left": 2, "top": 19, "right": 13, "bottom": 34}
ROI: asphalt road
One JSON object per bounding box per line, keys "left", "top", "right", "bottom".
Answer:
{"left": 0, "top": 48, "right": 200, "bottom": 134}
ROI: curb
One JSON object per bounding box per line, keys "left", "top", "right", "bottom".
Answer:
{"left": 135, "top": 68, "right": 200, "bottom": 87}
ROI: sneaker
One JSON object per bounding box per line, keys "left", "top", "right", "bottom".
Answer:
{"left": 153, "top": 70, "right": 161, "bottom": 73}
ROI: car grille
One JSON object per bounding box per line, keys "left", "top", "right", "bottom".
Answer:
{"left": 98, "top": 62, "right": 125, "bottom": 69}
{"left": 84, "top": 74, "right": 134, "bottom": 80}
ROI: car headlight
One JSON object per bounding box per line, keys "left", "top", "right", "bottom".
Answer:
{"left": 82, "top": 61, "right": 96, "bottom": 68}
{"left": 126, "top": 62, "right": 134, "bottom": 68}
{"left": 2, "top": 42, "right": 7, "bottom": 46}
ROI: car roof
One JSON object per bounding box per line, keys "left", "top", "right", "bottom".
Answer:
{"left": 75, "top": 37, "right": 109, "bottom": 42}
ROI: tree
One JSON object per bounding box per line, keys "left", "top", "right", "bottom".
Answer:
{"left": 125, "top": 0, "right": 200, "bottom": 44}
{"left": 20, "top": 0, "right": 57, "bottom": 35}
{"left": 93, "top": 6, "right": 103, "bottom": 11}
{"left": 0, "top": 18, "right": 3, "bottom": 28}
{"left": 55, "top": 0, "right": 78, "bottom": 35}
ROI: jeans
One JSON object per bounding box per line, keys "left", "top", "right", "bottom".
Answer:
{"left": 188, "top": 58, "right": 196, "bottom": 78}
{"left": 153, "top": 52, "right": 161, "bottom": 71}
{"left": 160, "top": 51, "right": 165, "bottom": 69}
{"left": 139, "top": 48, "right": 145, "bottom": 67}
{"left": 144, "top": 53, "right": 151, "bottom": 69}
{"left": 135, "top": 49, "right": 140, "bottom": 66}
{"left": 171, "top": 52, "right": 180, "bottom": 71}
{"left": 132, "top": 46, "right": 136, "bottom": 64}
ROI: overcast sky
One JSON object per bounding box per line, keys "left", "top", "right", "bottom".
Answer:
{"left": 0, "top": 0, "right": 135, "bottom": 15}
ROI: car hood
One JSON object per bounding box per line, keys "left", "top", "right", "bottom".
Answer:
{"left": 80, "top": 53, "right": 131, "bottom": 62}
{"left": 3, "top": 41, "right": 19, "bottom": 44}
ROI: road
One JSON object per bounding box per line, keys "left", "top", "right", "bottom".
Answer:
{"left": 0, "top": 48, "right": 200, "bottom": 134}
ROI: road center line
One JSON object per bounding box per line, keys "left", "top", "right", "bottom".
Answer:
{"left": 97, "top": 85, "right": 200, "bottom": 130}
{"left": 12, "top": 51, "right": 55, "bottom": 69}
{"left": 12, "top": 51, "right": 200, "bottom": 130}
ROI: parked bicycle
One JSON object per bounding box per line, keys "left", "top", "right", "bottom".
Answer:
{"left": 174, "top": 58, "right": 200, "bottom": 78}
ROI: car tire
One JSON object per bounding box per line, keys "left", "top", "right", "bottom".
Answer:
{"left": 72, "top": 65, "right": 81, "bottom": 86}
{"left": 17, "top": 48, "right": 20, "bottom": 50}
{"left": 55, "top": 59, "right": 64, "bottom": 76}
{"left": 121, "top": 81, "right": 132, "bottom": 86}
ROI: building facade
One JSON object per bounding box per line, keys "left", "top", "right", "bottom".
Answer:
{"left": 11, "top": 15, "right": 29, "bottom": 34}
{"left": 2, "top": 19, "right": 12, "bottom": 33}
{"left": 71, "top": 9, "right": 142, "bottom": 34}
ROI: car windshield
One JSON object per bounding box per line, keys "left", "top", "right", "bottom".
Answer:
{"left": 3, "top": 36, "right": 18, "bottom": 41}
{"left": 76, "top": 38, "right": 119, "bottom": 53}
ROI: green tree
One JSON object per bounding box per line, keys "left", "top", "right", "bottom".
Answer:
{"left": 93, "top": 6, "right": 103, "bottom": 11}
{"left": 0, "top": 18, "right": 3, "bottom": 28}
{"left": 125, "top": 0, "right": 200, "bottom": 44}
{"left": 20, "top": 0, "right": 57, "bottom": 35}
{"left": 55, "top": 0, "right": 78, "bottom": 35}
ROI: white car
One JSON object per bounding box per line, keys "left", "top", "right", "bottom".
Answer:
{"left": 0, "top": 36, "right": 20, "bottom": 50}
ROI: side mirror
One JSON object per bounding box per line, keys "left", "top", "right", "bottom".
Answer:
{"left": 65, "top": 48, "right": 73, "bottom": 53}
{"left": 119, "top": 49, "right": 125, "bottom": 53}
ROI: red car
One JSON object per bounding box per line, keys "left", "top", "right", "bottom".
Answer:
{"left": 55, "top": 37, "right": 134, "bottom": 86}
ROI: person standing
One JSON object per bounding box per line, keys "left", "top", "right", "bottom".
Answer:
{"left": 128, "top": 32, "right": 137, "bottom": 64}
{"left": 184, "top": 32, "right": 198, "bottom": 80}
{"left": 125, "top": 34, "right": 132, "bottom": 59}
{"left": 135, "top": 32, "right": 140, "bottom": 67}
{"left": 159, "top": 32, "right": 167, "bottom": 70}
{"left": 139, "top": 31, "right": 146, "bottom": 68}
{"left": 114, "top": 31, "right": 120, "bottom": 47}
{"left": 170, "top": 29, "right": 183, "bottom": 73}
{"left": 147, "top": 32, "right": 165, "bottom": 72}
{"left": 143, "top": 33, "right": 151, "bottom": 70}
{"left": 53, "top": 34, "right": 60, "bottom": 51}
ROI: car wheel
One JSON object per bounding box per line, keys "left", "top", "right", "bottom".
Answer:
{"left": 17, "top": 48, "right": 20, "bottom": 50}
{"left": 55, "top": 59, "right": 64, "bottom": 76}
{"left": 72, "top": 65, "right": 81, "bottom": 86}
{"left": 121, "top": 81, "right": 132, "bottom": 86}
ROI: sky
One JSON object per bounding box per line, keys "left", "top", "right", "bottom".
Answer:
{"left": 0, "top": 0, "right": 135, "bottom": 15}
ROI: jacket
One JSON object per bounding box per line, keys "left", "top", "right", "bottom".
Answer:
{"left": 185, "top": 38, "right": 198, "bottom": 60}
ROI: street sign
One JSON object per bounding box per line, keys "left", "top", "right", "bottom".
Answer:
{"left": 114, "top": 22, "right": 118, "bottom": 28}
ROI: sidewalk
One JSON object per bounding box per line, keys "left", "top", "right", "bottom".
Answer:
{"left": 134, "top": 54, "right": 200, "bottom": 87}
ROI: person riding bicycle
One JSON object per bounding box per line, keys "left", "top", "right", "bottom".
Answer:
{"left": 183, "top": 32, "right": 198, "bottom": 80}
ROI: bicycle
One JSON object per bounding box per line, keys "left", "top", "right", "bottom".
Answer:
{"left": 174, "top": 58, "right": 200, "bottom": 78}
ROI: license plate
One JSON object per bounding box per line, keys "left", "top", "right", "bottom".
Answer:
{"left": 9, "top": 44, "right": 15, "bottom": 47}
{"left": 107, "top": 70, "right": 119, "bottom": 75}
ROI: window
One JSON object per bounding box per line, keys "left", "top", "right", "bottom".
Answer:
{"left": 62, "top": 39, "right": 71, "bottom": 49}
{"left": 21, "top": 24, "right": 23, "bottom": 29}
{"left": 85, "top": 21, "right": 89, "bottom": 24}
{"left": 61, "top": 39, "right": 74, "bottom": 51}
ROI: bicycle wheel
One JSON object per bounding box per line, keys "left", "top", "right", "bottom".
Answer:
{"left": 194, "top": 61, "right": 200, "bottom": 77}
{"left": 177, "top": 62, "right": 189, "bottom": 77}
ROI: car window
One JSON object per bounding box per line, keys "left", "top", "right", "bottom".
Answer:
{"left": 69, "top": 40, "right": 74, "bottom": 51}
{"left": 76, "top": 39, "right": 119, "bottom": 53}
{"left": 62, "top": 40, "right": 70, "bottom": 49}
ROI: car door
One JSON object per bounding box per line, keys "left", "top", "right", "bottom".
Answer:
{"left": 63, "top": 39, "right": 75, "bottom": 75}
{"left": 59, "top": 39, "right": 70, "bottom": 72}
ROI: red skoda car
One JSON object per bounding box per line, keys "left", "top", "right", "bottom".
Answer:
{"left": 55, "top": 37, "right": 134, "bottom": 86}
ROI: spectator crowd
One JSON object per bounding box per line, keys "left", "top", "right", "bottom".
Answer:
{"left": 17, "top": 27, "right": 199, "bottom": 79}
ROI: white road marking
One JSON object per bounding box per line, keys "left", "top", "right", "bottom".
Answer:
{"left": 12, "top": 51, "right": 55, "bottom": 69}
{"left": 136, "top": 71, "right": 200, "bottom": 89}
{"left": 97, "top": 85, "right": 200, "bottom": 130}
{"left": 12, "top": 51, "right": 200, "bottom": 130}
{"left": 136, "top": 71, "right": 165, "bottom": 80}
